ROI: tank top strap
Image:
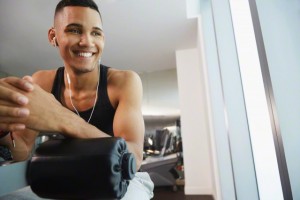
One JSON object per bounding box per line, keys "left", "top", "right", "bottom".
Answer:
{"left": 98, "top": 64, "right": 114, "bottom": 109}
{"left": 51, "top": 67, "right": 65, "bottom": 103}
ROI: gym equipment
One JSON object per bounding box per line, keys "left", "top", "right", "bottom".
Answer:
{"left": 27, "top": 137, "right": 136, "bottom": 199}
{"left": 141, "top": 128, "right": 180, "bottom": 189}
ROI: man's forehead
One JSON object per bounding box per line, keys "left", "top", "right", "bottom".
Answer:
{"left": 54, "top": 6, "right": 102, "bottom": 28}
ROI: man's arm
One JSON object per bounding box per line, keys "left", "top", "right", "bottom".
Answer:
{"left": 0, "top": 71, "right": 145, "bottom": 168}
{"left": 113, "top": 71, "right": 145, "bottom": 169}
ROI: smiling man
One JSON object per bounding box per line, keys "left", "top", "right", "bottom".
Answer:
{"left": 0, "top": 0, "right": 154, "bottom": 199}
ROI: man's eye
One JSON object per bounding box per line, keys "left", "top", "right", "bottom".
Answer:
{"left": 68, "top": 29, "right": 81, "bottom": 34}
{"left": 92, "top": 31, "right": 102, "bottom": 36}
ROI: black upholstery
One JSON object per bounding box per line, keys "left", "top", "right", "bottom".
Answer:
{"left": 27, "top": 137, "right": 136, "bottom": 199}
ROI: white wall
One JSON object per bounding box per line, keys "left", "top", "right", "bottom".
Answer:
{"left": 139, "top": 47, "right": 214, "bottom": 196}
{"left": 139, "top": 69, "right": 180, "bottom": 116}
{"left": 176, "top": 48, "right": 213, "bottom": 195}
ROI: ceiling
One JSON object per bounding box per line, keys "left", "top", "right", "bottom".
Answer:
{"left": 0, "top": 0, "right": 197, "bottom": 77}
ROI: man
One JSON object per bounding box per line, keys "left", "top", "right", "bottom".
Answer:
{"left": 0, "top": 0, "right": 154, "bottom": 199}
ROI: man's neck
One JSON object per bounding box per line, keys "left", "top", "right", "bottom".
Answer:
{"left": 64, "top": 66, "right": 100, "bottom": 92}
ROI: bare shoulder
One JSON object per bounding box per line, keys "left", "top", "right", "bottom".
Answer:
{"left": 32, "top": 69, "right": 57, "bottom": 92}
{"left": 107, "top": 68, "right": 143, "bottom": 105}
{"left": 107, "top": 68, "right": 142, "bottom": 90}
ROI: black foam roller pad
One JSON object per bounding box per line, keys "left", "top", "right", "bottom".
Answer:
{"left": 27, "top": 137, "right": 136, "bottom": 199}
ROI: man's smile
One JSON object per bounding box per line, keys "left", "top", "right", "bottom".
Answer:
{"left": 73, "top": 51, "right": 96, "bottom": 58}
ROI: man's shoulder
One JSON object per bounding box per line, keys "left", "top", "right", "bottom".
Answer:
{"left": 107, "top": 68, "right": 141, "bottom": 90}
{"left": 32, "top": 69, "right": 58, "bottom": 92}
{"left": 107, "top": 68, "right": 143, "bottom": 103}
{"left": 107, "top": 68, "right": 141, "bottom": 89}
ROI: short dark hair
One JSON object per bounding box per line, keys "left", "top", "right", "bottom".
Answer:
{"left": 55, "top": 0, "right": 102, "bottom": 21}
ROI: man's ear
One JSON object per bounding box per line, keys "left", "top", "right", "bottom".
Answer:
{"left": 48, "top": 28, "right": 57, "bottom": 47}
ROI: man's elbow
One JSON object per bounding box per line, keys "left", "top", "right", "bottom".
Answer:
{"left": 126, "top": 141, "right": 143, "bottom": 170}
{"left": 11, "top": 144, "right": 31, "bottom": 162}
{"left": 12, "top": 151, "right": 31, "bottom": 162}
{"left": 135, "top": 152, "right": 143, "bottom": 170}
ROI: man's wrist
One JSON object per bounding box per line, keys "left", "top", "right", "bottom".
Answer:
{"left": 58, "top": 112, "right": 86, "bottom": 138}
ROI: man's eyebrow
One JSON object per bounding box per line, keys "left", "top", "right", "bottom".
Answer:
{"left": 93, "top": 27, "right": 103, "bottom": 32}
{"left": 66, "top": 23, "right": 82, "bottom": 28}
{"left": 66, "top": 23, "right": 103, "bottom": 32}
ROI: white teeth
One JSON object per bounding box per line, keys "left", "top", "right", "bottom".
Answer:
{"left": 77, "top": 52, "right": 93, "bottom": 57}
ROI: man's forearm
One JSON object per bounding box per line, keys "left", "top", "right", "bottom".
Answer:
{"left": 58, "top": 110, "right": 110, "bottom": 138}
{"left": 58, "top": 112, "right": 143, "bottom": 169}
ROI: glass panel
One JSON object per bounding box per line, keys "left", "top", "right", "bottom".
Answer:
{"left": 255, "top": 0, "right": 300, "bottom": 198}
{"left": 200, "top": 0, "right": 260, "bottom": 199}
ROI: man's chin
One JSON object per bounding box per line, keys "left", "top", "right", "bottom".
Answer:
{"left": 72, "top": 64, "right": 98, "bottom": 74}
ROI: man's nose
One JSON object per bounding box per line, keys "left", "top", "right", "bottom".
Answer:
{"left": 79, "top": 34, "right": 94, "bottom": 47}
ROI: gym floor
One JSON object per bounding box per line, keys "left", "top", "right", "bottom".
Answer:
{"left": 153, "top": 186, "right": 214, "bottom": 200}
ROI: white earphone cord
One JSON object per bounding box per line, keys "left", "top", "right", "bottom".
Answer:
{"left": 66, "top": 66, "right": 100, "bottom": 123}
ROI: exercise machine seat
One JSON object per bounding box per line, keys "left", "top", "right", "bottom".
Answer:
{"left": 27, "top": 137, "right": 136, "bottom": 199}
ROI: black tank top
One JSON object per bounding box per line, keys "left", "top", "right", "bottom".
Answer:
{"left": 51, "top": 64, "right": 116, "bottom": 136}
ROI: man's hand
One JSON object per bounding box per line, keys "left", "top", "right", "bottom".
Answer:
{"left": 20, "top": 82, "right": 66, "bottom": 132}
{"left": 0, "top": 77, "right": 34, "bottom": 131}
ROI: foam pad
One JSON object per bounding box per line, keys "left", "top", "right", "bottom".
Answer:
{"left": 27, "top": 137, "right": 136, "bottom": 199}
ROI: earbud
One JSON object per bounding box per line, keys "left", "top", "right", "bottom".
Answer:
{"left": 66, "top": 72, "right": 71, "bottom": 84}
{"left": 53, "top": 37, "right": 58, "bottom": 47}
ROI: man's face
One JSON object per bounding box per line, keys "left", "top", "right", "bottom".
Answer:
{"left": 54, "top": 6, "right": 104, "bottom": 73}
